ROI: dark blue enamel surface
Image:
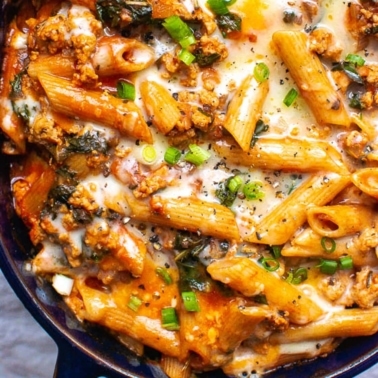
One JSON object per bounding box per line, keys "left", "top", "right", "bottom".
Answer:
{"left": 1, "top": 2, "right": 378, "bottom": 377}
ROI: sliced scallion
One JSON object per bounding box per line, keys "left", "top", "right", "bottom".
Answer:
{"left": 317, "top": 259, "right": 338, "bottom": 275}
{"left": 178, "top": 49, "right": 196, "bottom": 65}
{"left": 345, "top": 53, "right": 365, "bottom": 67}
{"left": 127, "top": 295, "right": 143, "bottom": 312}
{"left": 161, "top": 307, "right": 180, "bottom": 331}
{"left": 117, "top": 81, "right": 136, "bottom": 101}
{"left": 156, "top": 267, "right": 173, "bottom": 285}
{"left": 141, "top": 145, "right": 157, "bottom": 164}
{"left": 339, "top": 255, "right": 354, "bottom": 270}
{"left": 243, "top": 181, "right": 264, "bottom": 200}
{"left": 181, "top": 291, "right": 200, "bottom": 312}
{"left": 164, "top": 146, "right": 181, "bottom": 165}
{"left": 227, "top": 175, "right": 243, "bottom": 193}
{"left": 184, "top": 144, "right": 211, "bottom": 166}
{"left": 321, "top": 236, "right": 336, "bottom": 254}
{"left": 291, "top": 267, "right": 308, "bottom": 285}
{"left": 253, "top": 62, "right": 270, "bottom": 83}
{"left": 270, "top": 245, "right": 281, "bottom": 259}
{"left": 163, "top": 16, "right": 196, "bottom": 48}
{"left": 283, "top": 88, "right": 298, "bottom": 107}
{"left": 259, "top": 257, "right": 280, "bottom": 272}
{"left": 207, "top": 0, "right": 229, "bottom": 15}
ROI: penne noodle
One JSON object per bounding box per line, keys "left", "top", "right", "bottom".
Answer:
{"left": 307, "top": 205, "right": 374, "bottom": 238}
{"left": 207, "top": 257, "right": 324, "bottom": 325}
{"left": 0, "top": 21, "right": 27, "bottom": 153}
{"left": 214, "top": 137, "right": 349, "bottom": 174}
{"left": 127, "top": 195, "right": 241, "bottom": 241}
{"left": 282, "top": 227, "right": 378, "bottom": 267}
{"left": 351, "top": 168, "right": 378, "bottom": 199}
{"left": 223, "top": 74, "right": 269, "bottom": 152}
{"left": 28, "top": 55, "right": 75, "bottom": 79}
{"left": 272, "top": 31, "right": 350, "bottom": 127}
{"left": 37, "top": 72, "right": 153, "bottom": 143}
{"left": 245, "top": 173, "right": 351, "bottom": 245}
{"left": 140, "top": 80, "right": 181, "bottom": 134}
{"left": 160, "top": 356, "right": 191, "bottom": 378}
{"left": 92, "top": 37, "right": 156, "bottom": 76}
{"left": 269, "top": 307, "right": 378, "bottom": 343}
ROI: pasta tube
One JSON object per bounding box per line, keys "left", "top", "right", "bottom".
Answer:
{"left": 245, "top": 173, "right": 351, "bottom": 245}
{"left": 214, "top": 137, "right": 349, "bottom": 174}
{"left": 272, "top": 31, "right": 350, "bottom": 127}
{"left": 207, "top": 257, "right": 324, "bottom": 325}
{"left": 37, "top": 73, "right": 153, "bottom": 143}
{"left": 92, "top": 37, "right": 156, "bottom": 76}
{"left": 223, "top": 74, "right": 269, "bottom": 152}
{"left": 307, "top": 205, "right": 374, "bottom": 238}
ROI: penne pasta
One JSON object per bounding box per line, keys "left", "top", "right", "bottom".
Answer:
{"left": 306, "top": 204, "right": 374, "bottom": 238}
{"left": 351, "top": 168, "right": 378, "bottom": 199}
{"left": 140, "top": 80, "right": 182, "bottom": 135}
{"left": 269, "top": 307, "right": 378, "bottom": 343}
{"left": 28, "top": 55, "right": 75, "bottom": 79}
{"left": 223, "top": 74, "right": 269, "bottom": 152}
{"left": 213, "top": 137, "right": 349, "bottom": 174}
{"left": 282, "top": 227, "right": 378, "bottom": 267}
{"left": 207, "top": 257, "right": 324, "bottom": 325}
{"left": 92, "top": 37, "right": 156, "bottom": 76}
{"left": 244, "top": 174, "right": 351, "bottom": 245}
{"left": 127, "top": 195, "right": 241, "bottom": 241}
{"left": 272, "top": 31, "right": 350, "bottom": 127}
{"left": 37, "top": 72, "right": 153, "bottom": 143}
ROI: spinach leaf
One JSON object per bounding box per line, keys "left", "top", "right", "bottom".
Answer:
{"left": 66, "top": 132, "right": 108, "bottom": 154}
{"left": 96, "top": 0, "right": 152, "bottom": 28}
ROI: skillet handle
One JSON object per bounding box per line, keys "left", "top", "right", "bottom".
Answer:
{"left": 54, "top": 339, "right": 120, "bottom": 378}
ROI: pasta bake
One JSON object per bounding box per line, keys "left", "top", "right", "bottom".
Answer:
{"left": 2, "top": 0, "right": 378, "bottom": 376}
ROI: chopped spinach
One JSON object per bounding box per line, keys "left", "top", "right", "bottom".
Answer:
{"left": 250, "top": 119, "right": 269, "bottom": 147}
{"left": 348, "top": 92, "right": 365, "bottom": 110}
{"left": 215, "top": 176, "right": 239, "bottom": 207}
{"left": 194, "top": 52, "right": 221, "bottom": 67}
{"left": 216, "top": 13, "right": 242, "bottom": 37}
{"left": 12, "top": 102, "right": 30, "bottom": 123}
{"left": 66, "top": 132, "right": 108, "bottom": 154}
{"left": 96, "top": 0, "right": 152, "bottom": 28}
{"left": 331, "top": 61, "right": 364, "bottom": 85}
{"left": 10, "top": 71, "right": 26, "bottom": 99}
{"left": 49, "top": 184, "right": 76, "bottom": 205}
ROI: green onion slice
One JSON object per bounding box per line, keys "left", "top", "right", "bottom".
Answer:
{"left": 253, "top": 62, "right": 270, "bottom": 83}
{"left": 286, "top": 268, "right": 308, "bottom": 285}
{"left": 127, "top": 295, "right": 143, "bottom": 312}
{"left": 321, "top": 236, "right": 336, "bottom": 254}
{"left": 345, "top": 53, "right": 365, "bottom": 67}
{"left": 339, "top": 255, "right": 354, "bottom": 270}
{"left": 207, "top": 0, "right": 229, "bottom": 15}
{"left": 161, "top": 307, "right": 180, "bottom": 331}
{"left": 243, "top": 181, "right": 265, "bottom": 200}
{"left": 181, "top": 291, "right": 200, "bottom": 312}
{"left": 117, "top": 81, "right": 136, "bottom": 101}
{"left": 164, "top": 146, "right": 181, "bottom": 165}
{"left": 184, "top": 144, "right": 211, "bottom": 166}
{"left": 270, "top": 245, "right": 281, "bottom": 259}
{"left": 178, "top": 49, "right": 196, "bottom": 65}
{"left": 283, "top": 88, "right": 298, "bottom": 107}
{"left": 142, "top": 145, "right": 157, "bottom": 164}
{"left": 317, "top": 259, "right": 338, "bottom": 275}
{"left": 156, "top": 267, "right": 173, "bottom": 285}
{"left": 259, "top": 257, "right": 280, "bottom": 272}
{"left": 163, "top": 16, "right": 196, "bottom": 48}
{"left": 227, "top": 175, "right": 243, "bottom": 193}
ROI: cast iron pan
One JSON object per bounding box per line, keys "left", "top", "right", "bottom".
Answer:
{"left": 1, "top": 1, "right": 378, "bottom": 377}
